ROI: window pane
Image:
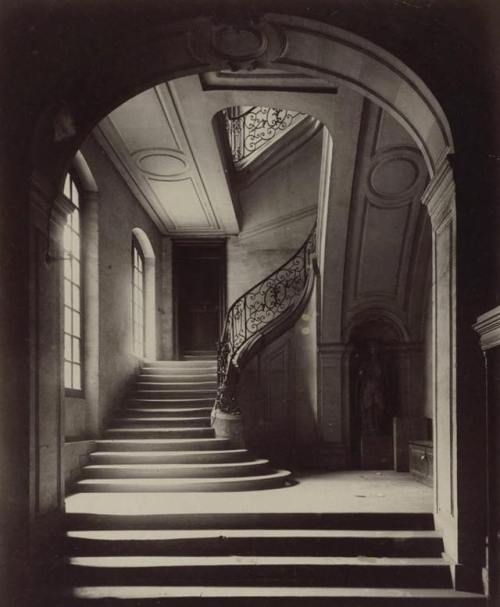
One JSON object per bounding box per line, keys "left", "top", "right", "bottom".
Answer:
{"left": 73, "top": 311, "right": 80, "bottom": 337}
{"left": 72, "top": 337, "right": 81, "bottom": 363}
{"left": 64, "top": 279, "right": 72, "bottom": 303}
{"left": 73, "top": 364, "right": 81, "bottom": 390}
{"left": 72, "top": 284, "right": 80, "bottom": 310}
{"left": 64, "top": 258, "right": 72, "bottom": 280}
{"left": 65, "top": 303, "right": 71, "bottom": 326}
{"left": 64, "top": 334, "right": 72, "bottom": 361}
{"left": 64, "top": 362, "right": 72, "bottom": 388}
{"left": 72, "top": 231, "right": 80, "bottom": 258}
{"left": 72, "top": 259, "right": 80, "bottom": 286}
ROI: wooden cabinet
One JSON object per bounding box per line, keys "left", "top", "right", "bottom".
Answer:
{"left": 408, "top": 440, "right": 433, "bottom": 487}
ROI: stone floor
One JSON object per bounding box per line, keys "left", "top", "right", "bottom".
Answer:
{"left": 66, "top": 470, "right": 433, "bottom": 516}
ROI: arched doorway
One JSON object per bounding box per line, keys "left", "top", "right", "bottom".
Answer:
{"left": 348, "top": 318, "right": 403, "bottom": 470}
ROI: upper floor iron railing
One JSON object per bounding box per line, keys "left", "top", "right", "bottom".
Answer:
{"left": 215, "top": 224, "right": 317, "bottom": 414}
{"left": 223, "top": 106, "right": 307, "bottom": 169}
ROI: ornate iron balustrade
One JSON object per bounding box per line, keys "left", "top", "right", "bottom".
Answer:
{"left": 215, "top": 225, "right": 317, "bottom": 413}
{"left": 223, "top": 106, "right": 306, "bottom": 168}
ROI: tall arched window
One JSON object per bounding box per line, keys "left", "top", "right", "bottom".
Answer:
{"left": 132, "top": 236, "right": 145, "bottom": 357}
{"left": 63, "top": 173, "right": 83, "bottom": 392}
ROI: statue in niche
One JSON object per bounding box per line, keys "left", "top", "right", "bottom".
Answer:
{"left": 357, "top": 342, "right": 388, "bottom": 436}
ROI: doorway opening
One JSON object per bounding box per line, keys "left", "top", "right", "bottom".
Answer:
{"left": 173, "top": 240, "right": 226, "bottom": 359}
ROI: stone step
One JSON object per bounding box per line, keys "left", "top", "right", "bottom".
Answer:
{"left": 138, "top": 365, "right": 217, "bottom": 378}
{"left": 65, "top": 529, "right": 444, "bottom": 557}
{"left": 142, "top": 361, "right": 217, "bottom": 370}
{"left": 80, "top": 460, "right": 271, "bottom": 479}
{"left": 181, "top": 351, "right": 217, "bottom": 360}
{"left": 94, "top": 438, "right": 232, "bottom": 452}
{"left": 104, "top": 427, "right": 215, "bottom": 440}
{"left": 65, "top": 555, "right": 452, "bottom": 588}
{"left": 132, "top": 390, "right": 216, "bottom": 400}
{"left": 127, "top": 397, "right": 214, "bottom": 408}
{"left": 109, "top": 416, "right": 211, "bottom": 428}
{"left": 59, "top": 585, "right": 487, "bottom": 606}
{"left": 89, "top": 449, "right": 250, "bottom": 465}
{"left": 117, "top": 407, "right": 213, "bottom": 418}
{"left": 65, "top": 512, "right": 436, "bottom": 532}
{"left": 138, "top": 373, "right": 217, "bottom": 382}
{"left": 135, "top": 381, "right": 217, "bottom": 389}
{"left": 72, "top": 470, "right": 292, "bottom": 493}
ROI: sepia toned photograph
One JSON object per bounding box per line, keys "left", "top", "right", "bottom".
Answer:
{"left": 0, "top": 1, "right": 499, "bottom": 605}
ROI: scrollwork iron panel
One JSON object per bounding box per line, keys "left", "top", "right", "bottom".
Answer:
{"left": 215, "top": 225, "right": 317, "bottom": 413}
{"left": 223, "top": 106, "right": 306, "bottom": 168}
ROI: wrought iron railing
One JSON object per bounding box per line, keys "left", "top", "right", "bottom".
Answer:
{"left": 215, "top": 225, "right": 317, "bottom": 414}
{"left": 223, "top": 106, "right": 306, "bottom": 169}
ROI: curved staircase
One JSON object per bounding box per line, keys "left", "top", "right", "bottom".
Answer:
{"left": 72, "top": 359, "right": 291, "bottom": 493}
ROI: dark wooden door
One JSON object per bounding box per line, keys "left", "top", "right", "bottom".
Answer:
{"left": 174, "top": 241, "right": 226, "bottom": 357}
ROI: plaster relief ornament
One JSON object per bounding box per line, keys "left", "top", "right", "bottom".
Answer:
{"left": 53, "top": 102, "right": 77, "bottom": 142}
{"left": 187, "top": 16, "right": 287, "bottom": 72}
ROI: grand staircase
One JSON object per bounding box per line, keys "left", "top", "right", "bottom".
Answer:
{"left": 61, "top": 511, "right": 484, "bottom": 605}
{"left": 73, "top": 359, "right": 291, "bottom": 493}
{"left": 55, "top": 359, "right": 486, "bottom": 606}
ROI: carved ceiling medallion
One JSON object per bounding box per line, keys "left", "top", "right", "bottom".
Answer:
{"left": 367, "top": 150, "right": 423, "bottom": 208}
{"left": 188, "top": 17, "right": 287, "bottom": 71}
{"left": 134, "top": 149, "right": 188, "bottom": 180}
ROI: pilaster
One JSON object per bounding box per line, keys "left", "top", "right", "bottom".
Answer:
{"left": 474, "top": 306, "right": 500, "bottom": 601}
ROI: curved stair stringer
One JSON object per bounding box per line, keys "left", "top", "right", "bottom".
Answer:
{"left": 213, "top": 225, "right": 318, "bottom": 433}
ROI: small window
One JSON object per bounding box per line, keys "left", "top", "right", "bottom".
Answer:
{"left": 63, "top": 173, "right": 83, "bottom": 393}
{"left": 132, "top": 237, "right": 145, "bottom": 357}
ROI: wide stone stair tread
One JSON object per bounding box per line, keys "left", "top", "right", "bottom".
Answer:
{"left": 66, "top": 555, "right": 452, "bottom": 588}
{"left": 81, "top": 460, "right": 271, "bottom": 479}
{"left": 104, "top": 428, "right": 215, "bottom": 438}
{"left": 89, "top": 449, "right": 249, "bottom": 464}
{"left": 65, "top": 528, "right": 444, "bottom": 557}
{"left": 65, "top": 512, "right": 437, "bottom": 531}
{"left": 138, "top": 373, "right": 216, "bottom": 380}
{"left": 135, "top": 377, "right": 217, "bottom": 390}
{"left": 94, "top": 438, "right": 232, "bottom": 451}
{"left": 128, "top": 397, "right": 214, "bottom": 404}
{"left": 110, "top": 417, "right": 211, "bottom": 427}
{"left": 66, "top": 529, "right": 443, "bottom": 540}
{"left": 132, "top": 391, "right": 217, "bottom": 399}
{"left": 73, "top": 470, "right": 292, "bottom": 492}
{"left": 117, "top": 407, "right": 213, "bottom": 416}
{"left": 60, "top": 585, "right": 487, "bottom": 605}
{"left": 141, "top": 364, "right": 216, "bottom": 368}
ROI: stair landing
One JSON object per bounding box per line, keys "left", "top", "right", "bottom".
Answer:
{"left": 66, "top": 470, "right": 433, "bottom": 517}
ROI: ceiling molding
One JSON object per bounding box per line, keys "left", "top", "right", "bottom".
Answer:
{"left": 133, "top": 148, "right": 189, "bottom": 180}
{"left": 239, "top": 203, "right": 317, "bottom": 242}
{"left": 93, "top": 123, "right": 175, "bottom": 232}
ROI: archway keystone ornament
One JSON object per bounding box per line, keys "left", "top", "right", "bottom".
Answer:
{"left": 187, "top": 17, "right": 287, "bottom": 71}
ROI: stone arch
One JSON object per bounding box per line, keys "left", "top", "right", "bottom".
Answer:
{"left": 71, "top": 151, "right": 98, "bottom": 193}
{"left": 28, "top": 12, "right": 462, "bottom": 573}
{"left": 30, "top": 14, "right": 453, "bottom": 187}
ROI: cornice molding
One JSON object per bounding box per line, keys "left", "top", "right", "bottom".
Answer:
{"left": 239, "top": 204, "right": 317, "bottom": 241}
{"left": 473, "top": 305, "right": 500, "bottom": 351}
{"left": 30, "top": 171, "right": 74, "bottom": 234}
{"left": 421, "top": 154, "right": 455, "bottom": 230}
